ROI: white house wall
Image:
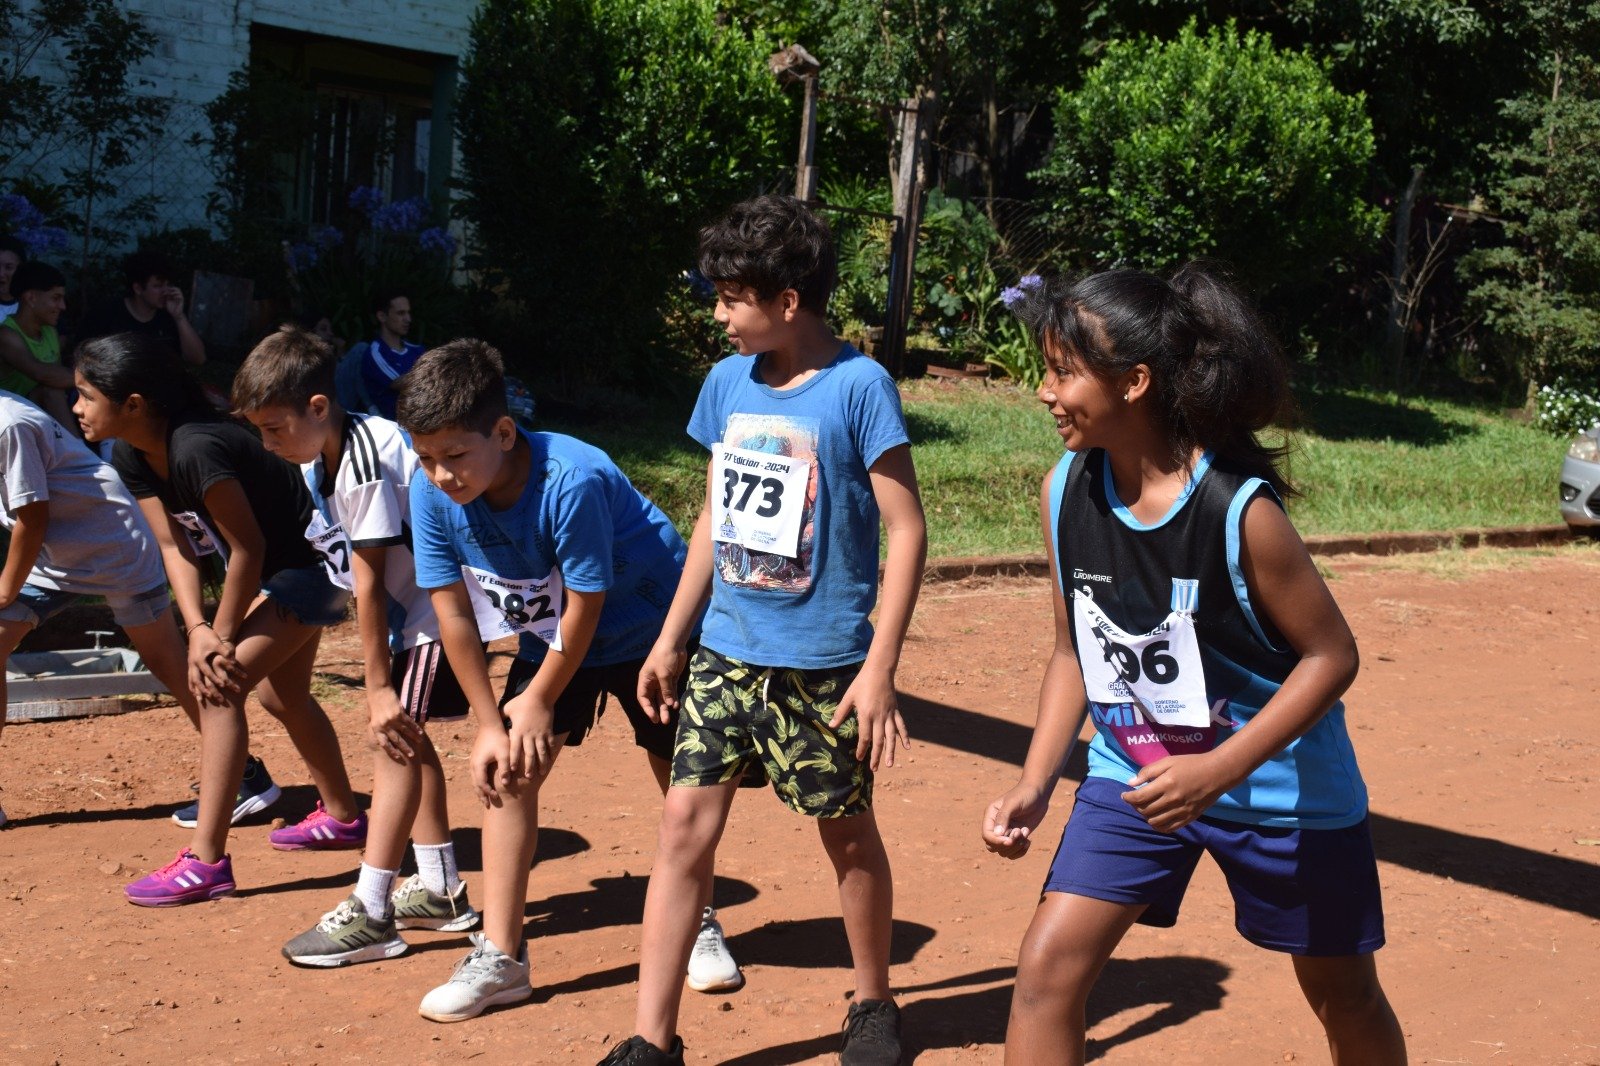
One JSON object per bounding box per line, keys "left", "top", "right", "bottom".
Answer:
{"left": 3, "top": 0, "right": 475, "bottom": 245}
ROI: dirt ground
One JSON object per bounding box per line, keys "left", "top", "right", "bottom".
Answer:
{"left": 2, "top": 546, "right": 1597, "bottom": 1065}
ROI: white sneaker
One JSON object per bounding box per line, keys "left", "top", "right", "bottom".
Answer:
{"left": 686, "top": 906, "right": 743, "bottom": 992}
{"left": 418, "top": 933, "right": 532, "bottom": 1022}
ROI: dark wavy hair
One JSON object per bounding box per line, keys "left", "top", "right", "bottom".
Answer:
{"left": 697, "top": 194, "right": 837, "bottom": 314}
{"left": 1013, "top": 261, "right": 1294, "bottom": 495}
{"left": 75, "top": 331, "right": 210, "bottom": 418}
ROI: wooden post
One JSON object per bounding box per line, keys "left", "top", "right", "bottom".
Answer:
{"left": 796, "top": 74, "right": 819, "bottom": 201}
{"left": 880, "top": 90, "right": 932, "bottom": 379}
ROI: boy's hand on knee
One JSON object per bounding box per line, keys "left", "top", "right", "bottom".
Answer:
{"left": 505, "top": 697, "right": 557, "bottom": 781}
{"left": 983, "top": 783, "right": 1049, "bottom": 859}
{"left": 637, "top": 643, "right": 686, "bottom": 724}
{"left": 830, "top": 667, "right": 910, "bottom": 771}
{"left": 367, "top": 687, "right": 422, "bottom": 762}
{"left": 470, "top": 728, "right": 512, "bottom": 807}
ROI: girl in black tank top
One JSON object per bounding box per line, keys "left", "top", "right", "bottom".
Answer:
{"left": 980, "top": 265, "right": 1405, "bottom": 1065}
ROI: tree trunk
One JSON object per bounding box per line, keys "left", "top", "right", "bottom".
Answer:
{"left": 1383, "top": 164, "right": 1424, "bottom": 387}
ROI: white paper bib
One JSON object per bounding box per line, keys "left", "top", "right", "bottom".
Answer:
{"left": 709, "top": 442, "right": 810, "bottom": 559}
{"left": 172, "top": 510, "right": 225, "bottom": 561}
{"left": 304, "top": 511, "right": 355, "bottom": 591}
{"left": 461, "top": 565, "right": 563, "bottom": 650}
{"left": 1072, "top": 579, "right": 1210, "bottom": 727}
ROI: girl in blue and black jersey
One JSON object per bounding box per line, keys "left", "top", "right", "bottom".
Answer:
{"left": 982, "top": 265, "right": 1406, "bottom": 1065}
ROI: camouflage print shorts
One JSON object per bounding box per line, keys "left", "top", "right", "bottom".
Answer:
{"left": 670, "top": 646, "right": 872, "bottom": 819}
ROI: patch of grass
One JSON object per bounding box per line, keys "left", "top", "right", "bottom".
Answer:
{"left": 538, "top": 378, "right": 1571, "bottom": 559}
{"left": 1328, "top": 539, "right": 1600, "bottom": 580}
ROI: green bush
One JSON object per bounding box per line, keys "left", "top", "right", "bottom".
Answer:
{"left": 1034, "top": 20, "right": 1382, "bottom": 294}
{"left": 1535, "top": 380, "right": 1600, "bottom": 436}
{"left": 455, "top": 0, "right": 787, "bottom": 385}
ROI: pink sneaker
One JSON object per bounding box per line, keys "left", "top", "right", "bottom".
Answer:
{"left": 269, "top": 802, "right": 367, "bottom": 851}
{"left": 125, "top": 849, "right": 236, "bottom": 907}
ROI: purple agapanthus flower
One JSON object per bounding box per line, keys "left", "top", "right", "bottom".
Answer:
{"left": 372, "top": 197, "right": 427, "bottom": 234}
{"left": 418, "top": 226, "right": 456, "bottom": 256}
{"left": 1000, "top": 273, "right": 1045, "bottom": 308}
{"left": 16, "top": 225, "right": 70, "bottom": 255}
{"left": 287, "top": 241, "right": 320, "bottom": 273}
{"left": 347, "top": 185, "right": 384, "bottom": 215}
{"left": 310, "top": 224, "right": 343, "bottom": 248}
{"left": 0, "top": 193, "right": 46, "bottom": 230}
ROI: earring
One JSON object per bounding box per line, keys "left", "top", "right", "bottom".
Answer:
{"left": 1123, "top": 392, "right": 1131, "bottom": 403}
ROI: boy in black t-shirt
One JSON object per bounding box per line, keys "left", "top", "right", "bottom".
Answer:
{"left": 75, "top": 249, "right": 206, "bottom": 366}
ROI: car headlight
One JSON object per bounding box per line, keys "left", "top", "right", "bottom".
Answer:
{"left": 1570, "top": 434, "right": 1600, "bottom": 463}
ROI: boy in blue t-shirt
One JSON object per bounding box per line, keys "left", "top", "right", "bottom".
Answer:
{"left": 601, "top": 196, "right": 928, "bottom": 1066}
{"left": 397, "top": 339, "right": 716, "bottom": 1023}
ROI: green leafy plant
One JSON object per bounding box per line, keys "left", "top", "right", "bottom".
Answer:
{"left": 1034, "top": 20, "right": 1381, "bottom": 295}
{"left": 456, "top": 0, "right": 787, "bottom": 385}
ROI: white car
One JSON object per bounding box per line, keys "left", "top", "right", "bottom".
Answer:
{"left": 1559, "top": 423, "right": 1600, "bottom": 530}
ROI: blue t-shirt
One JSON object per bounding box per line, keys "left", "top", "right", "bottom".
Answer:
{"left": 360, "top": 338, "right": 425, "bottom": 420}
{"left": 410, "top": 430, "right": 686, "bottom": 667}
{"left": 687, "top": 344, "right": 910, "bottom": 669}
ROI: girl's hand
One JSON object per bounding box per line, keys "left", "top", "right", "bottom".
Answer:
{"left": 1121, "top": 753, "right": 1236, "bottom": 833}
{"left": 983, "top": 782, "right": 1051, "bottom": 859}
{"left": 367, "top": 686, "right": 423, "bottom": 763}
{"left": 829, "top": 666, "right": 910, "bottom": 771}
{"left": 185, "top": 625, "right": 240, "bottom": 701}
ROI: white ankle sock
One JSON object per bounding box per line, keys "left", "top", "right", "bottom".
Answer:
{"left": 355, "top": 863, "right": 397, "bottom": 919}
{"left": 413, "top": 841, "right": 460, "bottom": 896}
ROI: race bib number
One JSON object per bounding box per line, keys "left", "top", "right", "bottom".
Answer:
{"left": 305, "top": 512, "right": 354, "bottom": 591}
{"left": 172, "top": 510, "right": 224, "bottom": 561}
{"left": 1073, "top": 580, "right": 1210, "bottom": 727}
{"left": 709, "top": 442, "right": 810, "bottom": 559}
{"left": 461, "top": 565, "right": 563, "bottom": 649}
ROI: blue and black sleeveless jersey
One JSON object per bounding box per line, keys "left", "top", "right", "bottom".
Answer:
{"left": 1049, "top": 448, "right": 1368, "bottom": 829}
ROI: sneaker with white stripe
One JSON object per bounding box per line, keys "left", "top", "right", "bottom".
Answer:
{"left": 282, "top": 895, "right": 408, "bottom": 967}
{"left": 268, "top": 801, "right": 367, "bottom": 851}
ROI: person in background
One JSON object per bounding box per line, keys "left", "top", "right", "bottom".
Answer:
{"left": 76, "top": 249, "right": 205, "bottom": 367}
{"left": 0, "top": 235, "right": 23, "bottom": 321}
{"left": 356, "top": 289, "right": 423, "bottom": 421}
{"left": 0, "top": 261, "right": 79, "bottom": 439}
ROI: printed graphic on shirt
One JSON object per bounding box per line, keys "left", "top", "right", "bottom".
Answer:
{"left": 1073, "top": 577, "right": 1219, "bottom": 765}
{"left": 172, "top": 510, "right": 225, "bottom": 561}
{"left": 461, "top": 564, "right": 564, "bottom": 649}
{"left": 713, "top": 413, "right": 819, "bottom": 593}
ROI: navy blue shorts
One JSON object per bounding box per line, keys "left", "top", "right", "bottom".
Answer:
{"left": 1044, "top": 776, "right": 1386, "bottom": 957}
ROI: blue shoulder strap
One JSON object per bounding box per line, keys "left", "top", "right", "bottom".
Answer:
{"left": 1047, "top": 450, "right": 1075, "bottom": 597}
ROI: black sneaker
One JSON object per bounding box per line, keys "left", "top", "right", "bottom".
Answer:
{"left": 840, "top": 999, "right": 903, "bottom": 1065}
{"left": 597, "top": 1035, "right": 684, "bottom": 1066}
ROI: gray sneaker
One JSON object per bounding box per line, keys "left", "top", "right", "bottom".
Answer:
{"left": 282, "top": 895, "right": 408, "bottom": 967}
{"left": 417, "top": 933, "right": 532, "bottom": 1023}
{"left": 391, "top": 874, "right": 482, "bottom": 932}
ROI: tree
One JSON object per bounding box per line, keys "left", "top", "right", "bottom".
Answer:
{"left": 1461, "top": 4, "right": 1600, "bottom": 402}
{"left": 1033, "top": 21, "right": 1381, "bottom": 299}
{"left": 0, "top": 0, "right": 165, "bottom": 272}
{"left": 456, "top": 0, "right": 787, "bottom": 383}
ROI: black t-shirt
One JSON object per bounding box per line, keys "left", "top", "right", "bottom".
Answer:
{"left": 78, "top": 297, "right": 181, "bottom": 353}
{"left": 113, "top": 414, "right": 318, "bottom": 580}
